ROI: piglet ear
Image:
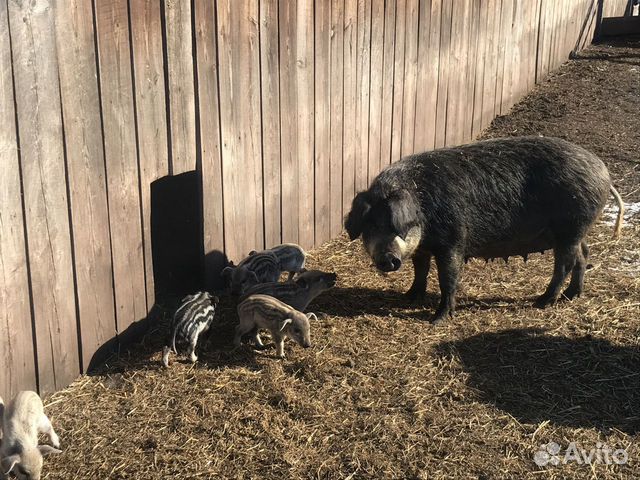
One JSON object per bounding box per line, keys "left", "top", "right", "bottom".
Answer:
{"left": 279, "top": 318, "right": 292, "bottom": 331}
{"left": 306, "top": 312, "right": 318, "bottom": 322}
{"left": 345, "top": 191, "right": 372, "bottom": 240}
{"left": 1, "top": 454, "right": 20, "bottom": 475}
{"left": 38, "top": 445, "right": 62, "bottom": 456}
{"left": 296, "top": 276, "right": 308, "bottom": 289}
{"left": 221, "top": 266, "right": 233, "bottom": 281}
{"left": 248, "top": 250, "right": 257, "bottom": 256}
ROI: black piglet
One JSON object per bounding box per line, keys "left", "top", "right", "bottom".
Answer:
{"left": 162, "top": 292, "right": 219, "bottom": 367}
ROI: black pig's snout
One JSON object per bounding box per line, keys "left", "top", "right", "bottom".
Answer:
{"left": 376, "top": 253, "right": 402, "bottom": 272}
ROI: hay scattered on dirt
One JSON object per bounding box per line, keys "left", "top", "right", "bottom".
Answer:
{"left": 42, "top": 37, "right": 640, "bottom": 479}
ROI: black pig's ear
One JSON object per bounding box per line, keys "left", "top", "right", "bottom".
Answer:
{"left": 387, "top": 190, "right": 420, "bottom": 238}
{"left": 345, "top": 191, "right": 372, "bottom": 240}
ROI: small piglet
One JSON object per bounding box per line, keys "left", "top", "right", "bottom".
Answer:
{"left": 222, "top": 251, "right": 281, "bottom": 295}
{"left": 250, "top": 243, "right": 306, "bottom": 280}
{"left": 0, "top": 391, "right": 61, "bottom": 480}
{"left": 162, "top": 292, "right": 218, "bottom": 367}
{"left": 240, "top": 270, "right": 337, "bottom": 311}
{"left": 235, "top": 294, "right": 315, "bottom": 358}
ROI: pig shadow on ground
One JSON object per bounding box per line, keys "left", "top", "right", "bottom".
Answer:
{"left": 309, "top": 286, "right": 440, "bottom": 318}
{"left": 435, "top": 328, "right": 640, "bottom": 434}
{"left": 311, "top": 286, "right": 532, "bottom": 319}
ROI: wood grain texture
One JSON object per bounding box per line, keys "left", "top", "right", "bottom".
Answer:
{"left": 390, "top": 0, "right": 406, "bottom": 159}
{"left": 260, "top": 0, "right": 282, "bottom": 248}
{"left": 164, "top": 0, "right": 196, "bottom": 174}
{"left": 0, "top": 0, "right": 37, "bottom": 398}
{"left": 401, "top": 0, "right": 419, "bottom": 155}
{"left": 9, "top": 0, "right": 79, "bottom": 394}
{"left": 315, "top": 0, "right": 331, "bottom": 245}
{"left": 414, "top": 0, "right": 441, "bottom": 151}
{"left": 55, "top": 0, "right": 117, "bottom": 372}
{"left": 434, "top": 0, "right": 452, "bottom": 148}
{"left": 330, "top": 0, "right": 344, "bottom": 236}
{"left": 342, "top": 0, "right": 357, "bottom": 211}
{"left": 217, "top": 0, "right": 264, "bottom": 261}
{"left": 379, "top": 0, "right": 396, "bottom": 165}
{"left": 130, "top": 0, "right": 169, "bottom": 306}
{"left": 279, "top": 0, "right": 314, "bottom": 249}
{"left": 367, "top": 0, "right": 384, "bottom": 184}
{"left": 471, "top": 0, "right": 488, "bottom": 138}
{"left": 482, "top": 0, "right": 500, "bottom": 129}
{"left": 355, "top": 0, "right": 371, "bottom": 192}
{"left": 195, "top": 0, "right": 225, "bottom": 278}
{"left": 95, "top": 0, "right": 148, "bottom": 332}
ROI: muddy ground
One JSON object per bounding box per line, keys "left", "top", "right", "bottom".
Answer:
{"left": 40, "top": 36, "right": 640, "bottom": 479}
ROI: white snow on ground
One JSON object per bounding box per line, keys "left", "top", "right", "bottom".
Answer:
{"left": 602, "top": 201, "right": 640, "bottom": 227}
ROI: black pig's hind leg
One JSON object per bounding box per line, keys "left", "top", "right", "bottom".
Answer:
{"left": 563, "top": 240, "right": 588, "bottom": 300}
{"left": 535, "top": 243, "right": 579, "bottom": 308}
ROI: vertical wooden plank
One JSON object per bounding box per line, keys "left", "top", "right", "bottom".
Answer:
{"left": 0, "top": 1, "right": 37, "bottom": 397}
{"left": 465, "top": 0, "right": 481, "bottom": 141}
{"left": 460, "top": 0, "right": 474, "bottom": 143}
{"left": 546, "top": 0, "right": 557, "bottom": 72}
{"left": 260, "top": 0, "right": 282, "bottom": 248}
{"left": 164, "top": 0, "right": 196, "bottom": 174}
{"left": 218, "top": 0, "right": 263, "bottom": 261}
{"left": 355, "top": 0, "right": 371, "bottom": 192}
{"left": 495, "top": 0, "right": 512, "bottom": 115}
{"left": 8, "top": 0, "right": 79, "bottom": 394}
{"left": 330, "top": 0, "right": 344, "bottom": 236}
{"left": 505, "top": 0, "right": 522, "bottom": 111}
{"left": 315, "top": 0, "right": 331, "bottom": 245}
{"left": 343, "top": 0, "right": 357, "bottom": 209}
{"left": 482, "top": 0, "right": 501, "bottom": 129}
{"left": 55, "top": 0, "right": 117, "bottom": 372}
{"left": 434, "top": 0, "right": 452, "bottom": 148}
{"left": 195, "top": 0, "right": 225, "bottom": 274}
{"left": 416, "top": 0, "right": 442, "bottom": 150}
{"left": 536, "top": 0, "right": 549, "bottom": 83}
{"left": 379, "top": 0, "right": 396, "bottom": 165}
{"left": 471, "top": 0, "right": 488, "bottom": 138}
{"left": 401, "top": 0, "right": 419, "bottom": 155}
{"left": 95, "top": 0, "right": 147, "bottom": 332}
{"left": 445, "top": 0, "right": 468, "bottom": 146}
{"left": 390, "top": 0, "right": 406, "bottom": 160}
{"left": 279, "top": 0, "right": 314, "bottom": 248}
{"left": 130, "top": 0, "right": 170, "bottom": 307}
{"left": 367, "top": 0, "right": 384, "bottom": 183}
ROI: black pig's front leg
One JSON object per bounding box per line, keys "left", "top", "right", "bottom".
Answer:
{"left": 432, "top": 250, "right": 464, "bottom": 324}
{"left": 405, "top": 250, "right": 432, "bottom": 303}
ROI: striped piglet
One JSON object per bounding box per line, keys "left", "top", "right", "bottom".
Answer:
{"left": 222, "top": 251, "right": 281, "bottom": 295}
{"left": 162, "top": 292, "right": 218, "bottom": 367}
{"left": 240, "top": 270, "right": 337, "bottom": 311}
{"left": 250, "top": 243, "right": 306, "bottom": 280}
{"left": 235, "top": 294, "right": 315, "bottom": 358}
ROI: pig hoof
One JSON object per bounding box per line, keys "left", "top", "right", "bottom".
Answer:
{"left": 405, "top": 289, "right": 426, "bottom": 304}
{"left": 430, "top": 314, "right": 447, "bottom": 325}
{"left": 562, "top": 288, "right": 581, "bottom": 300}
{"left": 534, "top": 294, "right": 557, "bottom": 308}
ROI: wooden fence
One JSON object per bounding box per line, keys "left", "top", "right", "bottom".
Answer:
{"left": 0, "top": 0, "right": 628, "bottom": 398}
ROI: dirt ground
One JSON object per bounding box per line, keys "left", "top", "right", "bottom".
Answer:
{"left": 40, "top": 36, "right": 639, "bottom": 479}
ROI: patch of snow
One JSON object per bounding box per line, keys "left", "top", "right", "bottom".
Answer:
{"left": 602, "top": 201, "right": 640, "bottom": 227}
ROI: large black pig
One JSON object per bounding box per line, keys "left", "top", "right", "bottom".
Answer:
{"left": 345, "top": 136, "right": 624, "bottom": 324}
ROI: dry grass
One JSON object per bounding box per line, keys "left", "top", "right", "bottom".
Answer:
{"left": 41, "top": 37, "right": 640, "bottom": 479}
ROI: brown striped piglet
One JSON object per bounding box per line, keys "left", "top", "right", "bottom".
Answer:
{"left": 235, "top": 294, "right": 316, "bottom": 358}
{"left": 221, "top": 251, "right": 281, "bottom": 295}
{"left": 239, "top": 270, "right": 337, "bottom": 311}
{"left": 0, "top": 391, "right": 61, "bottom": 480}
{"left": 249, "top": 243, "right": 306, "bottom": 280}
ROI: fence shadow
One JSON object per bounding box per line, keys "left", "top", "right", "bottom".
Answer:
{"left": 86, "top": 170, "right": 241, "bottom": 374}
{"left": 435, "top": 328, "right": 640, "bottom": 434}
